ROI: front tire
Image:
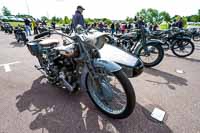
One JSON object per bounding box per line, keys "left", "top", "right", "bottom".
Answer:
{"left": 193, "top": 34, "right": 200, "bottom": 41}
{"left": 137, "top": 43, "right": 164, "bottom": 67}
{"left": 86, "top": 69, "right": 135, "bottom": 119}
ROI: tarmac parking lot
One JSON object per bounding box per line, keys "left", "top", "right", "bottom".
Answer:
{"left": 0, "top": 32, "right": 200, "bottom": 133}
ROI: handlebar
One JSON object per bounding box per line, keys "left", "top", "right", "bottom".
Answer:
{"left": 33, "top": 30, "right": 77, "bottom": 40}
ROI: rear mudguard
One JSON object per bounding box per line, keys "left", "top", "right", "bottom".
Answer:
{"left": 134, "top": 40, "right": 163, "bottom": 55}
{"left": 80, "top": 59, "right": 121, "bottom": 90}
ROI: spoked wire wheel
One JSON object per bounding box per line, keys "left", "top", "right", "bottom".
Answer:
{"left": 138, "top": 44, "right": 164, "bottom": 67}
{"left": 171, "top": 40, "right": 195, "bottom": 57}
{"left": 86, "top": 67, "right": 135, "bottom": 119}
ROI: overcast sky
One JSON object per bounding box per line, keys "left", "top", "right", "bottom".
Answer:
{"left": 0, "top": 0, "right": 199, "bottom": 19}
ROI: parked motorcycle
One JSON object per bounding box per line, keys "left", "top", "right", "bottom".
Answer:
{"left": 38, "top": 25, "right": 49, "bottom": 33}
{"left": 148, "top": 28, "right": 195, "bottom": 57}
{"left": 113, "top": 27, "right": 164, "bottom": 68}
{"left": 3, "top": 23, "right": 13, "bottom": 34}
{"left": 61, "top": 25, "right": 71, "bottom": 34}
{"left": 14, "top": 26, "right": 28, "bottom": 44}
{"left": 26, "top": 26, "right": 143, "bottom": 119}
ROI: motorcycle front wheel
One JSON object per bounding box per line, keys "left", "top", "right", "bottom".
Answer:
{"left": 192, "top": 34, "right": 200, "bottom": 42}
{"left": 137, "top": 43, "right": 164, "bottom": 67}
{"left": 86, "top": 68, "right": 135, "bottom": 119}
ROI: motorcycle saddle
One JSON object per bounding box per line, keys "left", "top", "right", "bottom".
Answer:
{"left": 39, "top": 39, "right": 59, "bottom": 47}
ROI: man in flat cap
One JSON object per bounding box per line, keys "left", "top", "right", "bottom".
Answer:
{"left": 71, "top": 5, "right": 85, "bottom": 30}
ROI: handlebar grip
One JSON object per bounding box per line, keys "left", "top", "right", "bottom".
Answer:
{"left": 34, "top": 31, "right": 51, "bottom": 39}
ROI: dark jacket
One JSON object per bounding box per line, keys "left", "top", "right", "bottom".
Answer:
{"left": 24, "top": 19, "right": 31, "bottom": 26}
{"left": 72, "top": 10, "right": 85, "bottom": 29}
{"left": 177, "top": 20, "right": 183, "bottom": 29}
{"left": 135, "top": 20, "right": 146, "bottom": 29}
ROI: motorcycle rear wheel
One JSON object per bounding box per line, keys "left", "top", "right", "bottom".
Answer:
{"left": 171, "top": 40, "right": 195, "bottom": 57}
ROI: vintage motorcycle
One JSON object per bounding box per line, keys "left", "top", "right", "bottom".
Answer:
{"left": 26, "top": 26, "right": 143, "bottom": 119}
{"left": 14, "top": 25, "right": 28, "bottom": 44}
{"left": 113, "top": 27, "right": 164, "bottom": 68}
{"left": 148, "top": 28, "right": 195, "bottom": 57}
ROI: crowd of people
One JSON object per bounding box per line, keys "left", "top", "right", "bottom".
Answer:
{"left": 0, "top": 5, "right": 185, "bottom": 37}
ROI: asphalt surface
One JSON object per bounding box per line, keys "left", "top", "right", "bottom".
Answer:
{"left": 0, "top": 31, "right": 200, "bottom": 133}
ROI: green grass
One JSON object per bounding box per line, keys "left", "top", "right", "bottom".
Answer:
{"left": 8, "top": 22, "right": 24, "bottom": 27}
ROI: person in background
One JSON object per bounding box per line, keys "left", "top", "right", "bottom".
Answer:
{"left": 115, "top": 22, "right": 120, "bottom": 34}
{"left": 24, "top": 17, "right": 31, "bottom": 36}
{"left": 51, "top": 21, "right": 56, "bottom": 30}
{"left": 127, "top": 23, "right": 132, "bottom": 32}
{"left": 171, "top": 19, "right": 177, "bottom": 28}
{"left": 121, "top": 23, "right": 125, "bottom": 34}
{"left": 135, "top": 17, "right": 146, "bottom": 29}
{"left": 111, "top": 22, "right": 115, "bottom": 35}
{"left": 32, "top": 19, "right": 38, "bottom": 35}
{"left": 42, "top": 20, "right": 47, "bottom": 26}
{"left": 72, "top": 5, "right": 85, "bottom": 30}
{"left": 98, "top": 22, "right": 104, "bottom": 32}
{"left": 153, "top": 23, "right": 159, "bottom": 31}
{"left": 177, "top": 17, "right": 183, "bottom": 29}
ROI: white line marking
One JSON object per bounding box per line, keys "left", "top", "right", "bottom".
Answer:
{"left": 4, "top": 64, "right": 11, "bottom": 72}
{"left": 0, "top": 61, "right": 21, "bottom": 72}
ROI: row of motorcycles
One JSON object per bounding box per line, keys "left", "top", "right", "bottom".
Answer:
{"left": 25, "top": 25, "right": 198, "bottom": 119}
{"left": 113, "top": 27, "right": 199, "bottom": 67}
{"left": 1, "top": 23, "right": 199, "bottom": 119}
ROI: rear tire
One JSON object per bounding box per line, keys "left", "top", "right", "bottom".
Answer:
{"left": 171, "top": 40, "right": 195, "bottom": 57}
{"left": 86, "top": 69, "right": 135, "bottom": 119}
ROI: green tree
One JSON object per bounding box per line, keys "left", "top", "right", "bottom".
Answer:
{"left": 159, "top": 11, "right": 171, "bottom": 22}
{"left": 63, "top": 16, "right": 71, "bottom": 24}
{"left": 190, "top": 15, "right": 199, "bottom": 22}
{"left": 2, "top": 6, "right": 11, "bottom": 16}
{"left": 16, "top": 13, "right": 33, "bottom": 18}
{"left": 126, "top": 17, "right": 134, "bottom": 23}
{"left": 41, "top": 16, "right": 48, "bottom": 22}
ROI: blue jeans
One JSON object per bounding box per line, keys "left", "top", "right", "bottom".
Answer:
{"left": 25, "top": 25, "right": 31, "bottom": 36}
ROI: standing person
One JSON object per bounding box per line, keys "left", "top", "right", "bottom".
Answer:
{"left": 32, "top": 19, "right": 38, "bottom": 35}
{"left": 111, "top": 22, "right": 115, "bottom": 35}
{"left": 51, "top": 21, "right": 56, "bottom": 30}
{"left": 177, "top": 17, "right": 183, "bottom": 29}
{"left": 153, "top": 23, "right": 159, "bottom": 31}
{"left": 72, "top": 5, "right": 85, "bottom": 30}
{"left": 121, "top": 23, "right": 125, "bottom": 34}
{"left": 98, "top": 22, "right": 104, "bottom": 32}
{"left": 127, "top": 23, "right": 132, "bottom": 32}
{"left": 135, "top": 17, "right": 146, "bottom": 29}
{"left": 115, "top": 22, "right": 120, "bottom": 34}
{"left": 24, "top": 17, "right": 31, "bottom": 36}
{"left": 171, "top": 19, "right": 177, "bottom": 28}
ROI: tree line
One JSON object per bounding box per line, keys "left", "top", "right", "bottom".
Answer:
{"left": 1, "top": 6, "right": 200, "bottom": 25}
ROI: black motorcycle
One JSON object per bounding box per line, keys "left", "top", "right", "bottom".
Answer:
{"left": 3, "top": 23, "right": 13, "bottom": 34}
{"left": 148, "top": 28, "right": 195, "bottom": 57}
{"left": 26, "top": 26, "right": 143, "bottom": 119}
{"left": 14, "top": 26, "right": 28, "bottom": 44}
{"left": 113, "top": 27, "right": 164, "bottom": 68}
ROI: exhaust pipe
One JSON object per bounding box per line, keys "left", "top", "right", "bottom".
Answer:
{"left": 59, "top": 72, "right": 74, "bottom": 92}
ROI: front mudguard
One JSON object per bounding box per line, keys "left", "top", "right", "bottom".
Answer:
{"left": 174, "top": 36, "right": 191, "bottom": 41}
{"left": 134, "top": 40, "right": 163, "bottom": 55}
{"left": 80, "top": 59, "right": 121, "bottom": 90}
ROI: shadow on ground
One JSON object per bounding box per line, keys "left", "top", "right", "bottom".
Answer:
{"left": 16, "top": 76, "right": 172, "bottom": 133}
{"left": 165, "top": 53, "right": 200, "bottom": 63}
{"left": 144, "top": 68, "right": 188, "bottom": 90}
{"left": 10, "top": 41, "right": 26, "bottom": 47}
